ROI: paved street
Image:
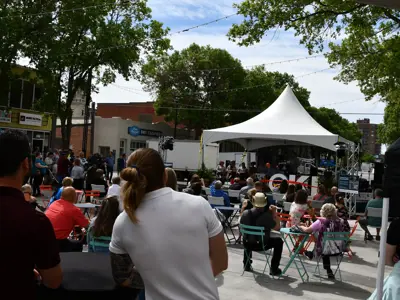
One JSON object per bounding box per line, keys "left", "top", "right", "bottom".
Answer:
{"left": 217, "top": 221, "right": 385, "bottom": 300}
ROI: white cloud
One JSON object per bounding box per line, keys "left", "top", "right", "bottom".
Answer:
{"left": 93, "top": 2, "right": 385, "bottom": 127}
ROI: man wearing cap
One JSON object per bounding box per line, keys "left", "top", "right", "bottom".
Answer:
{"left": 240, "top": 192, "right": 283, "bottom": 275}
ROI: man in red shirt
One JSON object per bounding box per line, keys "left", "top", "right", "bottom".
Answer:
{"left": 0, "top": 129, "right": 63, "bottom": 297}
{"left": 46, "top": 186, "right": 89, "bottom": 252}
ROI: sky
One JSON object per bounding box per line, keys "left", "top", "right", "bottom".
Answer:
{"left": 92, "top": 0, "right": 385, "bottom": 126}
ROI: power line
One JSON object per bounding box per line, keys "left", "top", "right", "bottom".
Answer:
{"left": 60, "top": 13, "right": 237, "bottom": 57}
{"left": 112, "top": 67, "right": 333, "bottom": 96}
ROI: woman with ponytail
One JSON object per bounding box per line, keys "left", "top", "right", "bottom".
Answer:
{"left": 109, "top": 148, "right": 227, "bottom": 300}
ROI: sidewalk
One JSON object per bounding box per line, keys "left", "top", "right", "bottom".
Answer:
{"left": 218, "top": 222, "right": 388, "bottom": 300}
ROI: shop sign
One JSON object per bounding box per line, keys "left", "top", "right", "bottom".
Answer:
{"left": 0, "top": 110, "right": 12, "bottom": 123}
{"left": 19, "top": 112, "right": 42, "bottom": 127}
{"left": 128, "top": 126, "right": 162, "bottom": 137}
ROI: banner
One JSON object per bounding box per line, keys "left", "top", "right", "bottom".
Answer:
{"left": 338, "top": 174, "right": 359, "bottom": 194}
{"left": 19, "top": 112, "right": 42, "bottom": 127}
{"left": 0, "top": 110, "right": 12, "bottom": 123}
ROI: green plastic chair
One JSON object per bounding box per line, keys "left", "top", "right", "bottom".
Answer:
{"left": 239, "top": 224, "right": 272, "bottom": 277}
{"left": 315, "top": 231, "right": 350, "bottom": 281}
{"left": 87, "top": 227, "right": 111, "bottom": 253}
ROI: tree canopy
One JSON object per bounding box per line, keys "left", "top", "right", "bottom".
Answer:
{"left": 378, "top": 99, "right": 400, "bottom": 146}
{"left": 228, "top": 0, "right": 400, "bottom": 102}
{"left": 2, "top": 0, "right": 170, "bottom": 148}
{"left": 141, "top": 43, "right": 362, "bottom": 143}
{"left": 141, "top": 43, "right": 246, "bottom": 138}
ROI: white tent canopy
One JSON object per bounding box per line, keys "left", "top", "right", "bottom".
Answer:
{"left": 202, "top": 85, "right": 353, "bottom": 152}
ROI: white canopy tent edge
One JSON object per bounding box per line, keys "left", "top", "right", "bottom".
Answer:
{"left": 202, "top": 85, "right": 354, "bottom": 157}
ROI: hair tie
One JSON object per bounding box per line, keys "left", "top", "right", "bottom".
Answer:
{"left": 131, "top": 165, "right": 140, "bottom": 176}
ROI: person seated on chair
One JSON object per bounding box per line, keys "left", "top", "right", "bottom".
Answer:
{"left": 323, "top": 186, "right": 338, "bottom": 205}
{"left": 367, "top": 218, "right": 400, "bottom": 300}
{"left": 359, "top": 188, "right": 383, "bottom": 241}
{"left": 228, "top": 177, "right": 242, "bottom": 190}
{"left": 298, "top": 203, "right": 347, "bottom": 279}
{"left": 211, "top": 180, "right": 232, "bottom": 219}
{"left": 239, "top": 177, "right": 254, "bottom": 200}
{"left": 45, "top": 187, "right": 89, "bottom": 252}
{"left": 22, "top": 184, "right": 45, "bottom": 212}
{"left": 107, "top": 176, "right": 122, "bottom": 211}
{"left": 240, "top": 192, "right": 282, "bottom": 275}
{"left": 191, "top": 182, "right": 207, "bottom": 200}
{"left": 335, "top": 195, "right": 350, "bottom": 232}
{"left": 48, "top": 177, "right": 73, "bottom": 207}
{"left": 289, "top": 189, "right": 310, "bottom": 227}
{"left": 88, "top": 195, "right": 120, "bottom": 253}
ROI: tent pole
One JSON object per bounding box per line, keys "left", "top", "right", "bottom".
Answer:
{"left": 376, "top": 197, "right": 389, "bottom": 300}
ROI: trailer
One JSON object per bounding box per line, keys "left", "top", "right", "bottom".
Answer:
{"left": 146, "top": 139, "right": 219, "bottom": 172}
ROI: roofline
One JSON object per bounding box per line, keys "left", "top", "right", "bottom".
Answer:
{"left": 97, "top": 101, "right": 154, "bottom": 105}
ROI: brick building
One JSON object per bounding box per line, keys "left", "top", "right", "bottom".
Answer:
{"left": 55, "top": 125, "right": 92, "bottom": 156}
{"left": 357, "top": 118, "right": 381, "bottom": 155}
{"left": 96, "top": 102, "right": 185, "bottom": 129}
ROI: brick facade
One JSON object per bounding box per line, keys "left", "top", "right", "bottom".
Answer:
{"left": 55, "top": 125, "right": 92, "bottom": 156}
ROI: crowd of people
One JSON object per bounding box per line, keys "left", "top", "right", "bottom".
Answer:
{"left": 0, "top": 129, "right": 398, "bottom": 299}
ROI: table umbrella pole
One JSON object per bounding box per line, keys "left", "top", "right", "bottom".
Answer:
{"left": 376, "top": 197, "right": 389, "bottom": 300}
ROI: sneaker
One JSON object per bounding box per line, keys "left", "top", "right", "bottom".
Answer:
{"left": 270, "top": 268, "right": 282, "bottom": 276}
{"left": 376, "top": 236, "right": 381, "bottom": 241}
{"left": 327, "top": 270, "right": 335, "bottom": 279}
{"left": 244, "top": 265, "right": 253, "bottom": 272}
{"left": 366, "top": 235, "right": 374, "bottom": 241}
{"left": 304, "top": 251, "right": 314, "bottom": 260}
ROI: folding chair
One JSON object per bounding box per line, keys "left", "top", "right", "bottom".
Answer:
{"left": 283, "top": 202, "right": 292, "bottom": 212}
{"left": 83, "top": 191, "right": 101, "bottom": 218}
{"left": 345, "top": 217, "right": 360, "bottom": 259}
{"left": 239, "top": 224, "right": 272, "bottom": 277}
{"left": 228, "top": 190, "right": 240, "bottom": 203}
{"left": 87, "top": 227, "right": 111, "bottom": 252}
{"left": 40, "top": 185, "right": 54, "bottom": 207}
{"left": 364, "top": 207, "right": 382, "bottom": 243}
{"left": 273, "top": 193, "right": 284, "bottom": 206}
{"left": 315, "top": 231, "right": 350, "bottom": 281}
{"left": 277, "top": 212, "right": 291, "bottom": 228}
{"left": 208, "top": 196, "right": 239, "bottom": 244}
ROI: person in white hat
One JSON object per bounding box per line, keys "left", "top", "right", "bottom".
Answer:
{"left": 240, "top": 192, "right": 283, "bottom": 275}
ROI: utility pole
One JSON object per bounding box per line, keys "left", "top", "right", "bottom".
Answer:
{"left": 82, "top": 69, "right": 92, "bottom": 157}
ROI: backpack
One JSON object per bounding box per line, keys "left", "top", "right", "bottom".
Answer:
{"left": 317, "top": 218, "right": 346, "bottom": 256}
{"left": 242, "top": 209, "right": 265, "bottom": 251}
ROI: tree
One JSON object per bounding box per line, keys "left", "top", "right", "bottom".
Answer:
{"left": 0, "top": 1, "right": 55, "bottom": 105}
{"left": 230, "top": 66, "right": 311, "bottom": 123}
{"left": 307, "top": 107, "right": 362, "bottom": 143}
{"left": 141, "top": 43, "right": 246, "bottom": 138}
{"left": 228, "top": 1, "right": 400, "bottom": 101}
{"left": 28, "top": 0, "right": 170, "bottom": 149}
{"left": 378, "top": 99, "right": 400, "bottom": 146}
{"left": 361, "top": 153, "right": 376, "bottom": 163}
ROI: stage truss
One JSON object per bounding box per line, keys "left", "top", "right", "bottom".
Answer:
{"left": 336, "top": 143, "right": 360, "bottom": 216}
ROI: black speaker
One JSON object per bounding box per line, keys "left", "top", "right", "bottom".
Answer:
{"left": 310, "top": 166, "right": 318, "bottom": 177}
{"left": 374, "top": 162, "right": 384, "bottom": 185}
{"left": 384, "top": 137, "right": 400, "bottom": 217}
{"left": 337, "top": 149, "right": 346, "bottom": 158}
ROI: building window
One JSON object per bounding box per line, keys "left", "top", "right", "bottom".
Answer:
{"left": 130, "top": 140, "right": 146, "bottom": 153}
{"left": 120, "top": 139, "right": 126, "bottom": 157}
{"left": 22, "top": 81, "right": 34, "bottom": 109}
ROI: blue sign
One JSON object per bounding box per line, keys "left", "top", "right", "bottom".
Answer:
{"left": 128, "top": 126, "right": 162, "bottom": 138}
{"left": 128, "top": 126, "right": 141, "bottom": 137}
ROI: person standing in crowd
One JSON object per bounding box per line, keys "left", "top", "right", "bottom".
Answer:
{"left": 32, "top": 152, "right": 48, "bottom": 197}
{"left": 46, "top": 187, "right": 89, "bottom": 252}
{"left": 240, "top": 192, "right": 283, "bottom": 275}
{"left": 0, "top": 130, "right": 62, "bottom": 297}
{"left": 359, "top": 188, "right": 384, "bottom": 241}
{"left": 109, "top": 148, "right": 227, "bottom": 300}
{"left": 57, "top": 151, "right": 70, "bottom": 183}
{"left": 105, "top": 152, "right": 115, "bottom": 183}
{"left": 71, "top": 158, "right": 85, "bottom": 190}
{"left": 117, "top": 153, "right": 126, "bottom": 176}
{"left": 79, "top": 151, "right": 87, "bottom": 168}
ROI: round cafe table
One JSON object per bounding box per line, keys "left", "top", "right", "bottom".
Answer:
{"left": 37, "top": 252, "right": 140, "bottom": 300}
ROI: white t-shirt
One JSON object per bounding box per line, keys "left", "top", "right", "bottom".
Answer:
{"left": 107, "top": 184, "right": 122, "bottom": 211}
{"left": 109, "top": 187, "right": 222, "bottom": 300}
